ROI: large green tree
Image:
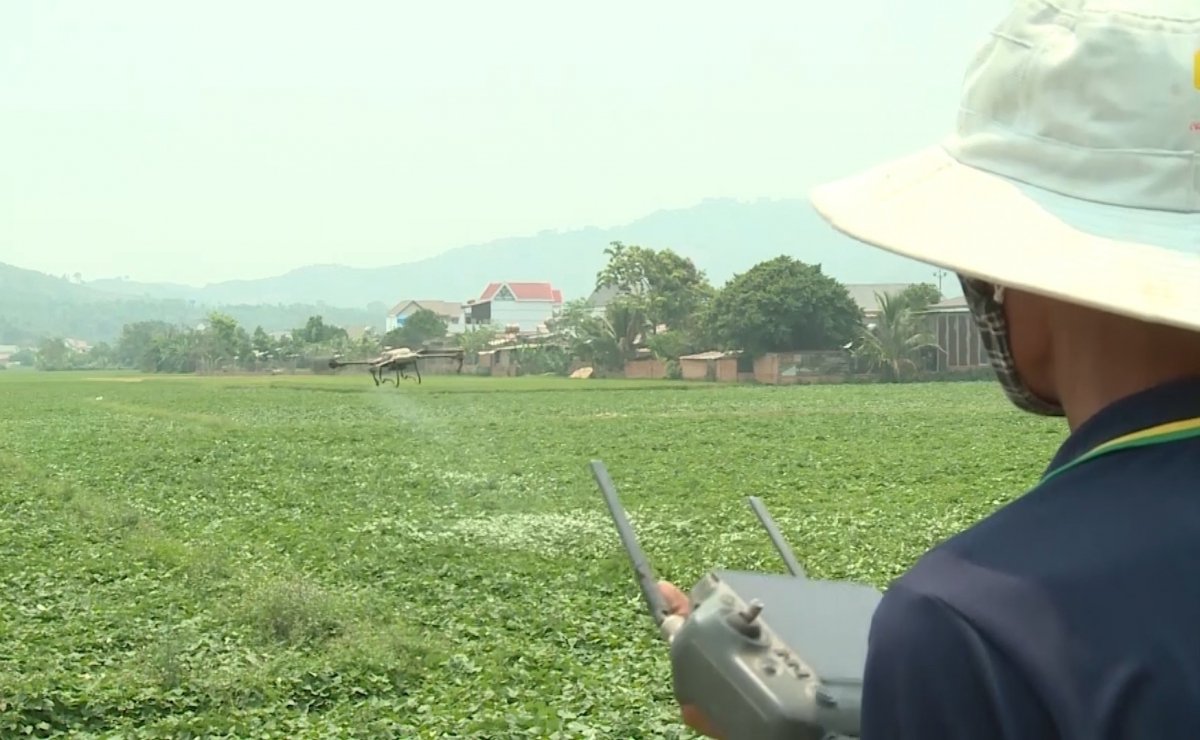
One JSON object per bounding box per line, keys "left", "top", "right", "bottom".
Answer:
{"left": 383, "top": 308, "right": 447, "bottom": 349}
{"left": 707, "top": 256, "right": 862, "bottom": 355}
{"left": 293, "top": 315, "right": 349, "bottom": 346}
{"left": 34, "top": 338, "right": 70, "bottom": 370}
{"left": 200, "top": 311, "right": 251, "bottom": 368}
{"left": 894, "top": 282, "right": 942, "bottom": 313}
{"left": 595, "top": 241, "right": 713, "bottom": 334}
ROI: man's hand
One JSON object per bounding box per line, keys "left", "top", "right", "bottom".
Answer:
{"left": 656, "top": 581, "right": 725, "bottom": 739}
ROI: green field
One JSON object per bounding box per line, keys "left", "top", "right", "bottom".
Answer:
{"left": 0, "top": 372, "right": 1066, "bottom": 739}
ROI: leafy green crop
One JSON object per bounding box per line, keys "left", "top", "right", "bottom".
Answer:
{"left": 0, "top": 371, "right": 1066, "bottom": 738}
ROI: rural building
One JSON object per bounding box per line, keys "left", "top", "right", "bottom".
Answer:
{"left": 0, "top": 345, "right": 18, "bottom": 363}
{"left": 476, "top": 343, "right": 547, "bottom": 377}
{"left": 585, "top": 284, "right": 627, "bottom": 318}
{"left": 921, "top": 296, "right": 990, "bottom": 371}
{"left": 844, "top": 283, "right": 913, "bottom": 321}
{"left": 385, "top": 300, "right": 466, "bottom": 335}
{"left": 464, "top": 281, "right": 563, "bottom": 333}
{"left": 679, "top": 351, "right": 739, "bottom": 382}
{"left": 754, "top": 350, "right": 850, "bottom": 385}
{"left": 624, "top": 357, "right": 667, "bottom": 379}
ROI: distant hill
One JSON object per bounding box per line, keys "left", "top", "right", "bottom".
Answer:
{"left": 0, "top": 262, "right": 384, "bottom": 346}
{"left": 85, "top": 198, "right": 949, "bottom": 308}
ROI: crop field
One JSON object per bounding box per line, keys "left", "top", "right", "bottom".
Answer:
{"left": 0, "top": 371, "right": 1066, "bottom": 739}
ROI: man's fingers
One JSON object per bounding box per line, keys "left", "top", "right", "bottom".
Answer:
{"left": 656, "top": 585, "right": 719, "bottom": 737}
{"left": 681, "top": 705, "right": 724, "bottom": 739}
{"left": 657, "top": 580, "right": 690, "bottom": 616}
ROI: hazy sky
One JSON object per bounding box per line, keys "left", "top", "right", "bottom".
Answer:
{"left": 2, "top": 1, "right": 1008, "bottom": 285}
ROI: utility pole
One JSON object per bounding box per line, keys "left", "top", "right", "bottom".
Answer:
{"left": 933, "top": 269, "right": 947, "bottom": 293}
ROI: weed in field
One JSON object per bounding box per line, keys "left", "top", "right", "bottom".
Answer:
{"left": 241, "top": 576, "right": 346, "bottom": 647}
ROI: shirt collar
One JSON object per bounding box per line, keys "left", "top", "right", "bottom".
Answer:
{"left": 1045, "top": 375, "right": 1200, "bottom": 476}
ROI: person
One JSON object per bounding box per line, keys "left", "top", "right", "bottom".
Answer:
{"left": 656, "top": 0, "right": 1200, "bottom": 737}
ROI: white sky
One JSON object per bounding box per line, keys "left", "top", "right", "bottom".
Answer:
{"left": 1, "top": 1, "right": 1008, "bottom": 285}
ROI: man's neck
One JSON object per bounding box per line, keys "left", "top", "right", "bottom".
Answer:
{"left": 1057, "top": 363, "right": 1200, "bottom": 432}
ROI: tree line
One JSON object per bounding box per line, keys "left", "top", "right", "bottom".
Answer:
{"left": 549, "top": 243, "right": 944, "bottom": 379}
{"left": 20, "top": 244, "right": 946, "bottom": 380}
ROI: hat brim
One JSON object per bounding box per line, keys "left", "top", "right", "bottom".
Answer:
{"left": 809, "top": 144, "right": 1200, "bottom": 332}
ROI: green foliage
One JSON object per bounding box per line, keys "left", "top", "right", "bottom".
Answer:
{"left": 252, "top": 326, "right": 273, "bottom": 356}
{"left": 453, "top": 326, "right": 498, "bottom": 361}
{"left": 596, "top": 241, "right": 714, "bottom": 334}
{"left": 707, "top": 255, "right": 863, "bottom": 355}
{"left": 512, "top": 345, "right": 572, "bottom": 375}
{"left": 853, "top": 291, "right": 941, "bottom": 381}
{"left": 383, "top": 308, "right": 448, "bottom": 349}
{"left": 644, "top": 329, "right": 700, "bottom": 361}
{"left": 894, "top": 282, "right": 942, "bottom": 313}
{"left": 54, "top": 313, "right": 367, "bottom": 374}
{"left": 552, "top": 297, "right": 646, "bottom": 372}
{"left": 34, "top": 338, "right": 70, "bottom": 370}
{"left": 293, "top": 315, "right": 349, "bottom": 346}
{"left": 0, "top": 371, "right": 1063, "bottom": 737}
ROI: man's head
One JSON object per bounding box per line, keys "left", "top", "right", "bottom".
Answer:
{"left": 961, "top": 273, "right": 1200, "bottom": 427}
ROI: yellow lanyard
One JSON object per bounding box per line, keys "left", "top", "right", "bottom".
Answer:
{"left": 1040, "top": 416, "right": 1200, "bottom": 485}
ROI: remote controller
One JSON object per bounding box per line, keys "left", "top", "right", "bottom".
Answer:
{"left": 590, "top": 459, "right": 882, "bottom": 740}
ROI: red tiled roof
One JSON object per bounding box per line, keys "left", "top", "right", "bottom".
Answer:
{"left": 477, "top": 281, "right": 558, "bottom": 301}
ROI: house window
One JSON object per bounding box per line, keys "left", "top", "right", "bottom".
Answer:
{"left": 495, "top": 285, "right": 516, "bottom": 301}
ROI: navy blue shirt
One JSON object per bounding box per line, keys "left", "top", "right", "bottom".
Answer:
{"left": 861, "top": 376, "right": 1200, "bottom": 739}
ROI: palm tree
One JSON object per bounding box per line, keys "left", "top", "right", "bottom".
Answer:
{"left": 853, "top": 291, "right": 941, "bottom": 381}
{"left": 553, "top": 296, "right": 649, "bottom": 372}
{"left": 603, "top": 298, "right": 648, "bottom": 361}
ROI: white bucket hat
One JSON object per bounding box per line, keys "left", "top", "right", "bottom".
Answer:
{"left": 809, "top": 0, "right": 1200, "bottom": 333}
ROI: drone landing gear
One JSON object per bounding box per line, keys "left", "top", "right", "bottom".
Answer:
{"left": 395, "top": 366, "right": 422, "bottom": 386}
{"left": 373, "top": 363, "right": 421, "bottom": 388}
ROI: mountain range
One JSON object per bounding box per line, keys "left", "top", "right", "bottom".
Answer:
{"left": 0, "top": 262, "right": 386, "bottom": 346}
{"left": 4, "top": 197, "right": 952, "bottom": 345}
{"left": 81, "top": 198, "right": 948, "bottom": 308}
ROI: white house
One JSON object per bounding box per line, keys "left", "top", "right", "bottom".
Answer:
{"left": 584, "top": 284, "right": 627, "bottom": 318}
{"left": 463, "top": 281, "right": 563, "bottom": 333}
{"left": 385, "top": 299, "right": 466, "bottom": 335}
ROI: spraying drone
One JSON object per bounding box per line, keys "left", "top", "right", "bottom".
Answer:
{"left": 328, "top": 347, "right": 464, "bottom": 386}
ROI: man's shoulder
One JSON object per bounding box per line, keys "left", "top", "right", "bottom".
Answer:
{"left": 866, "top": 441, "right": 1200, "bottom": 738}
{"left": 862, "top": 563, "right": 1056, "bottom": 738}
{"left": 904, "top": 434, "right": 1200, "bottom": 595}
